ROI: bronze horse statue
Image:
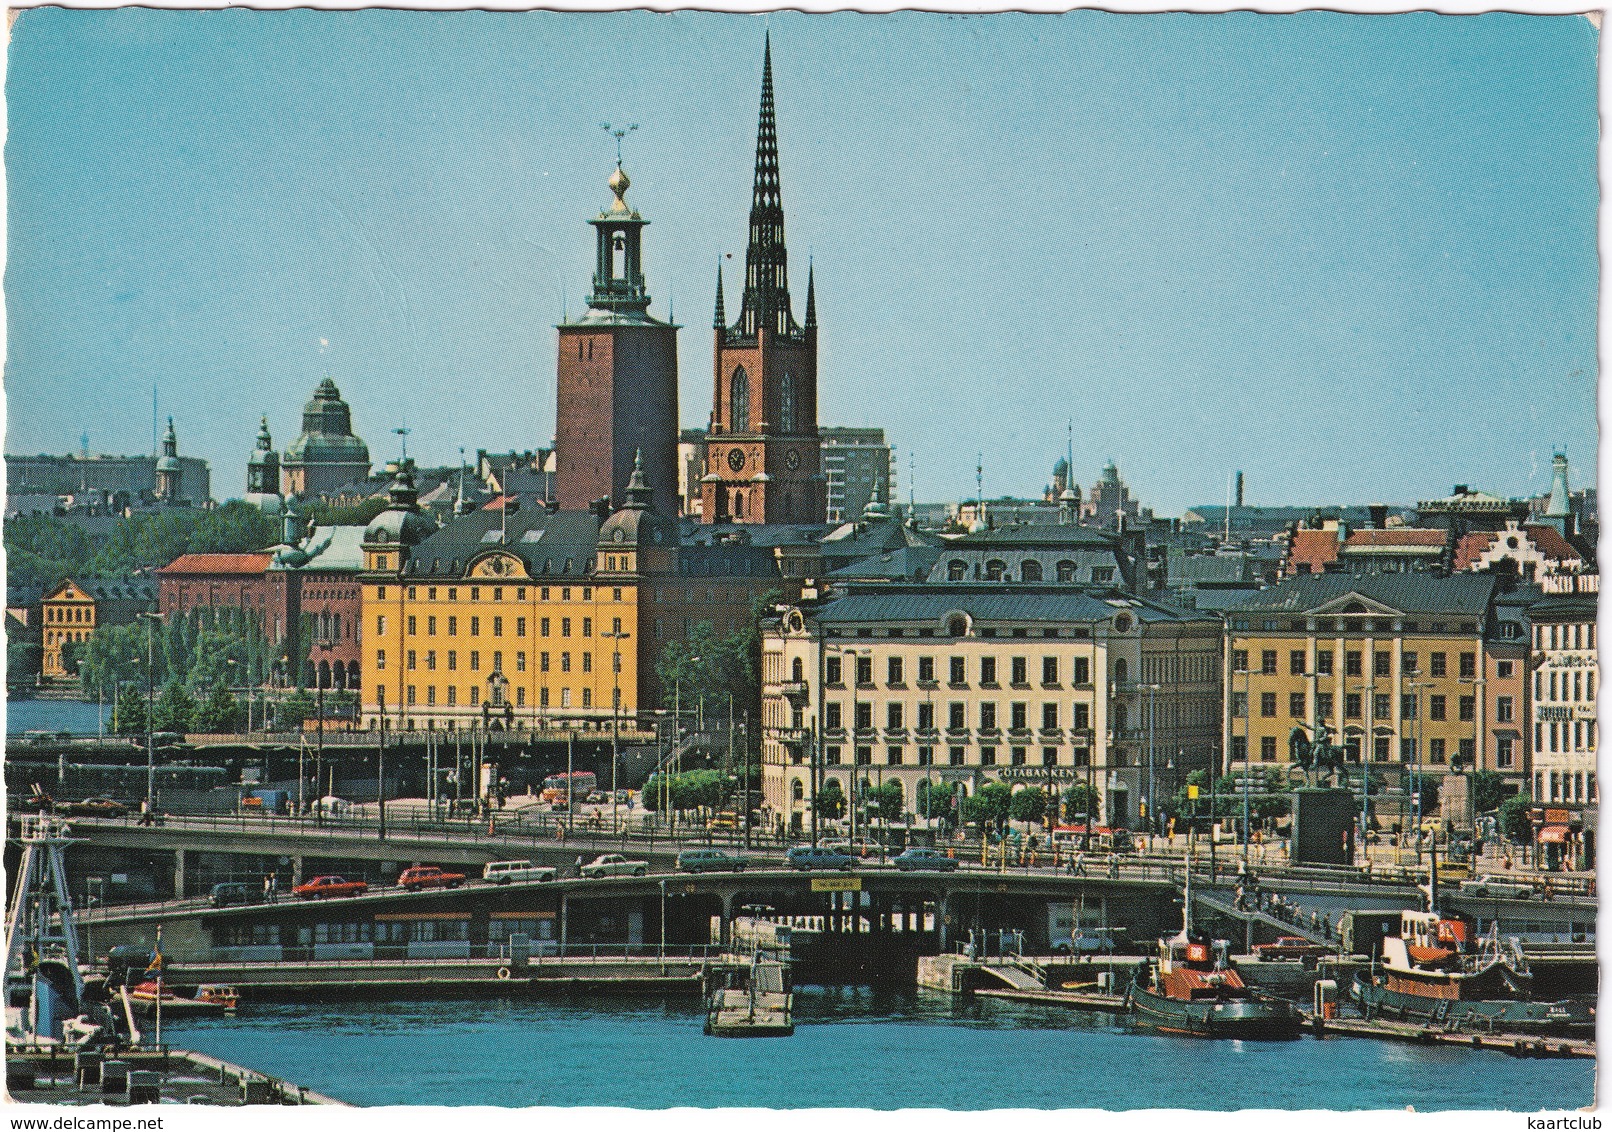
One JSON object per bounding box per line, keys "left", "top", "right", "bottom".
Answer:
{"left": 1288, "top": 724, "right": 1351, "bottom": 789}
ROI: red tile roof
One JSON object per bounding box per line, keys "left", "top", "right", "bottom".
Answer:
{"left": 157, "top": 553, "right": 273, "bottom": 575}
{"left": 1285, "top": 528, "right": 1340, "bottom": 576}
{"left": 1343, "top": 528, "right": 1447, "bottom": 548}
{"left": 1524, "top": 524, "right": 1581, "bottom": 562}
{"left": 1452, "top": 531, "right": 1497, "bottom": 571}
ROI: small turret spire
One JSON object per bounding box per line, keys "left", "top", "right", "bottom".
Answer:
{"left": 623, "top": 448, "right": 654, "bottom": 510}
{"left": 714, "top": 261, "right": 726, "bottom": 328}
{"left": 805, "top": 259, "right": 817, "bottom": 330}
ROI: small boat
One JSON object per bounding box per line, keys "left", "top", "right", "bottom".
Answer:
{"left": 126, "top": 981, "right": 238, "bottom": 1016}
{"left": 1127, "top": 857, "right": 1301, "bottom": 1039}
{"left": 705, "top": 956, "right": 793, "bottom": 1038}
{"left": 1351, "top": 912, "right": 1592, "bottom": 1037}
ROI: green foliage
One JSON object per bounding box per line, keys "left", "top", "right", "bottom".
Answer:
{"left": 656, "top": 621, "right": 756, "bottom": 719}
{"left": 4, "top": 503, "right": 278, "bottom": 590}
{"left": 1060, "top": 782, "right": 1100, "bottom": 823}
{"left": 112, "top": 685, "right": 148, "bottom": 736}
{"left": 962, "top": 781, "right": 1012, "bottom": 830}
{"left": 78, "top": 607, "right": 275, "bottom": 704}
{"left": 916, "top": 778, "right": 957, "bottom": 820}
{"left": 1008, "top": 785, "right": 1046, "bottom": 824}
{"left": 278, "top": 690, "right": 317, "bottom": 730}
{"left": 640, "top": 768, "right": 734, "bottom": 815}
{"left": 1469, "top": 770, "right": 1507, "bottom": 815}
{"left": 1499, "top": 794, "right": 1532, "bottom": 842}
{"left": 195, "top": 684, "right": 242, "bottom": 734}
{"left": 7, "top": 638, "right": 41, "bottom": 682}
{"left": 866, "top": 779, "right": 904, "bottom": 822}
{"left": 152, "top": 680, "right": 196, "bottom": 734}
{"left": 814, "top": 778, "right": 846, "bottom": 820}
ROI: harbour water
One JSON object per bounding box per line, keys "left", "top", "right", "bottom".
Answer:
{"left": 5, "top": 698, "right": 110, "bottom": 735}
{"left": 160, "top": 988, "right": 1594, "bottom": 1110}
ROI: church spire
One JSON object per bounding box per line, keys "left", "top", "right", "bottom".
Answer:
{"left": 732, "top": 32, "right": 797, "bottom": 341}
{"left": 713, "top": 260, "right": 726, "bottom": 328}
{"left": 805, "top": 259, "right": 817, "bottom": 330}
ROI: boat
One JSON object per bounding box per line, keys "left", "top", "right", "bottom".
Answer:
{"left": 1127, "top": 857, "right": 1302, "bottom": 1039}
{"left": 1350, "top": 911, "right": 1593, "bottom": 1037}
{"left": 126, "top": 980, "right": 238, "bottom": 1016}
{"left": 1350, "top": 845, "right": 1594, "bottom": 1037}
{"left": 704, "top": 955, "right": 793, "bottom": 1037}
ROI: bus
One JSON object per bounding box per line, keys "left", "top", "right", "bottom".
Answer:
{"left": 1050, "top": 824, "right": 1133, "bottom": 854}
{"left": 541, "top": 771, "right": 597, "bottom": 806}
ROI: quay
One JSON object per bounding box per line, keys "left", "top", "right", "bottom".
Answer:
{"left": 4, "top": 1042, "right": 346, "bottom": 1105}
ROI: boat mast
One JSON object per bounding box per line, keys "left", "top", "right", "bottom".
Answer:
{"left": 4, "top": 816, "right": 86, "bottom": 1038}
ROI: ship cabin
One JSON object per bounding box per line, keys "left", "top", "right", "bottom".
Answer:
{"left": 1156, "top": 935, "right": 1250, "bottom": 999}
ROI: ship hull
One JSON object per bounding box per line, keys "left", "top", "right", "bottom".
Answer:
{"left": 1351, "top": 972, "right": 1593, "bottom": 1037}
{"left": 1129, "top": 982, "right": 1302, "bottom": 1040}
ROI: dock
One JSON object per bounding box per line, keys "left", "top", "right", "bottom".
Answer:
{"left": 4, "top": 1043, "right": 346, "bottom": 1105}
{"left": 1302, "top": 1012, "right": 1595, "bottom": 1059}
{"left": 704, "top": 957, "right": 794, "bottom": 1037}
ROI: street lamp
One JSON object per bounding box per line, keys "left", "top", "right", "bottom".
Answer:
{"left": 1408, "top": 680, "right": 1434, "bottom": 863}
{"left": 602, "top": 628, "right": 631, "bottom": 829}
{"left": 137, "top": 611, "right": 163, "bottom": 815}
{"left": 1139, "top": 682, "right": 1162, "bottom": 838}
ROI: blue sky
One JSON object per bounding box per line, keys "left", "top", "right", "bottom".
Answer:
{"left": 5, "top": 10, "right": 1598, "bottom": 514}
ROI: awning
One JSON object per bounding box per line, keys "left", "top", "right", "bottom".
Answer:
{"left": 1537, "top": 824, "right": 1570, "bottom": 844}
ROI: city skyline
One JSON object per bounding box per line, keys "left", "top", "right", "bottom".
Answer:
{"left": 5, "top": 10, "right": 1598, "bottom": 515}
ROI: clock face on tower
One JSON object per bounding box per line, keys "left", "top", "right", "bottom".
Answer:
{"left": 727, "top": 448, "right": 747, "bottom": 473}
{"left": 785, "top": 450, "right": 801, "bottom": 471}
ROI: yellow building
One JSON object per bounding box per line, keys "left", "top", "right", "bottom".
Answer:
{"left": 40, "top": 577, "right": 156, "bottom": 679}
{"left": 1224, "top": 574, "right": 1501, "bottom": 810}
{"left": 360, "top": 458, "right": 781, "bottom": 731}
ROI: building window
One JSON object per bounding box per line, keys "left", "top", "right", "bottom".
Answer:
{"left": 918, "top": 656, "right": 935, "bottom": 683}
{"left": 426, "top": 686, "right": 436, "bottom": 706}
{"left": 560, "top": 653, "right": 571, "bottom": 673}
{"left": 541, "top": 618, "right": 551, "bottom": 637}
{"left": 855, "top": 746, "right": 872, "bottom": 766}
{"left": 1373, "top": 651, "right": 1391, "bottom": 677}
{"left": 1230, "top": 649, "right": 1248, "bottom": 673}
{"left": 447, "top": 687, "right": 457, "bottom": 706}
{"left": 516, "top": 652, "right": 527, "bottom": 673}
{"left": 1496, "top": 736, "right": 1514, "bottom": 768}
{"left": 1230, "top": 736, "right": 1247, "bottom": 763}
{"left": 407, "top": 616, "right": 417, "bottom": 636}
{"left": 517, "top": 617, "right": 527, "bottom": 637}
{"left": 1373, "top": 736, "right": 1390, "bottom": 762}
{"left": 1010, "top": 703, "right": 1028, "bottom": 731}
{"left": 1259, "top": 736, "right": 1276, "bottom": 762}
{"left": 1429, "top": 695, "right": 1445, "bottom": 721}
{"left": 1289, "top": 650, "right": 1305, "bottom": 676}
{"left": 826, "top": 703, "right": 843, "bottom": 731}
{"left": 1260, "top": 692, "right": 1276, "bottom": 718}
{"left": 981, "top": 748, "right": 997, "bottom": 766}
{"left": 1496, "top": 696, "right": 1514, "bottom": 723}
{"left": 561, "top": 689, "right": 571, "bottom": 708}
{"left": 582, "top": 688, "right": 592, "bottom": 707}
{"left": 1429, "top": 738, "right": 1446, "bottom": 764}
{"left": 1458, "top": 737, "right": 1475, "bottom": 767}
{"left": 1316, "top": 692, "right": 1333, "bottom": 719}
{"left": 1289, "top": 691, "right": 1306, "bottom": 717}
{"left": 1401, "top": 694, "right": 1417, "bottom": 720}
{"left": 407, "top": 650, "right": 417, "bottom": 671}
{"left": 856, "top": 656, "right": 873, "bottom": 686}
{"left": 493, "top": 652, "right": 503, "bottom": 673}
{"left": 1261, "top": 650, "right": 1277, "bottom": 675}
{"left": 376, "top": 650, "right": 386, "bottom": 671}
{"left": 1345, "top": 650, "right": 1362, "bottom": 677}
{"left": 471, "top": 616, "right": 481, "bottom": 636}
{"left": 540, "top": 688, "right": 550, "bottom": 708}
{"left": 562, "top": 618, "right": 571, "bottom": 638}
{"left": 1373, "top": 694, "right": 1391, "bottom": 720}
{"left": 1072, "top": 657, "right": 1090, "bottom": 685}
{"left": 980, "top": 703, "right": 997, "bottom": 731}
{"left": 377, "top": 615, "right": 386, "bottom": 636}
{"left": 948, "top": 703, "right": 965, "bottom": 730}
{"left": 1042, "top": 703, "right": 1058, "bottom": 730}
{"left": 426, "top": 650, "right": 437, "bottom": 671}
{"left": 949, "top": 657, "right": 966, "bottom": 686}
{"left": 888, "top": 657, "right": 904, "bottom": 685}
{"left": 470, "top": 651, "right": 480, "bottom": 672}
{"left": 1459, "top": 695, "right": 1475, "bottom": 722}
{"left": 582, "top": 654, "right": 592, "bottom": 674}
{"left": 427, "top": 616, "right": 437, "bottom": 636}
{"left": 1400, "top": 737, "right": 1415, "bottom": 763}
{"left": 1459, "top": 652, "right": 1476, "bottom": 679}
{"left": 730, "top": 367, "right": 750, "bottom": 432}
{"left": 886, "top": 703, "right": 903, "bottom": 730}
{"left": 1430, "top": 651, "right": 1447, "bottom": 677}
{"left": 980, "top": 657, "right": 998, "bottom": 686}
{"left": 826, "top": 656, "right": 844, "bottom": 686}
{"left": 1403, "top": 652, "right": 1418, "bottom": 675}
{"left": 1316, "top": 650, "right": 1334, "bottom": 676}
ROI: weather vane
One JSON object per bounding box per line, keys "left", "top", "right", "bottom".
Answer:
{"left": 393, "top": 425, "right": 412, "bottom": 463}
{"left": 600, "top": 122, "right": 639, "bottom": 166}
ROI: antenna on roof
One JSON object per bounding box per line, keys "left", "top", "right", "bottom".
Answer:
{"left": 394, "top": 425, "right": 412, "bottom": 463}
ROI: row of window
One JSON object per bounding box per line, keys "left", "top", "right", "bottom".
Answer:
{"left": 824, "top": 700, "right": 1097, "bottom": 733}
{"left": 942, "top": 560, "right": 1116, "bottom": 584}
{"left": 1536, "top": 720, "right": 1597, "bottom": 754}
{"left": 380, "top": 649, "right": 623, "bottom": 676}
{"left": 1537, "top": 770, "right": 1596, "bottom": 804}
{"left": 1535, "top": 668, "right": 1597, "bottom": 704}
{"left": 1535, "top": 622, "right": 1595, "bottom": 651}
{"left": 388, "top": 613, "right": 627, "bottom": 640}
{"left": 1230, "top": 734, "right": 1508, "bottom": 767}
{"left": 1231, "top": 618, "right": 1478, "bottom": 634}
{"left": 382, "top": 584, "right": 617, "bottom": 604}
{"left": 44, "top": 605, "right": 92, "bottom": 623}
{"left": 812, "top": 745, "right": 1092, "bottom": 769}
{"left": 825, "top": 654, "right": 1098, "bottom": 688}
{"left": 1233, "top": 690, "right": 1506, "bottom": 722}
{"left": 393, "top": 684, "right": 621, "bottom": 710}
{"left": 1233, "top": 648, "right": 1479, "bottom": 679}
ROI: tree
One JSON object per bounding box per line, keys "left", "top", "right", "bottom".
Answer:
{"left": 1009, "top": 786, "right": 1046, "bottom": 825}
{"left": 1499, "top": 794, "right": 1532, "bottom": 843}
{"left": 814, "top": 778, "right": 846, "bottom": 820}
{"left": 916, "top": 779, "right": 956, "bottom": 821}
{"left": 152, "top": 680, "right": 196, "bottom": 734}
{"left": 1469, "top": 770, "right": 1507, "bottom": 815}
{"left": 963, "top": 781, "right": 1012, "bottom": 831}
{"left": 112, "top": 684, "right": 147, "bottom": 736}
{"left": 7, "top": 639, "right": 40, "bottom": 684}
{"left": 867, "top": 780, "right": 904, "bottom": 822}
{"left": 1060, "top": 782, "right": 1100, "bottom": 823}
{"left": 277, "top": 690, "right": 316, "bottom": 730}
{"left": 196, "top": 684, "right": 242, "bottom": 734}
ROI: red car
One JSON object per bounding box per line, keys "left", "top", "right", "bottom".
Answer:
{"left": 397, "top": 866, "right": 466, "bottom": 891}
{"left": 293, "top": 875, "right": 369, "bottom": 900}
{"left": 1254, "top": 936, "right": 1332, "bottom": 961}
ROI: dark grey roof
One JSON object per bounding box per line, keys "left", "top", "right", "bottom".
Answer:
{"left": 675, "top": 544, "right": 781, "bottom": 579}
{"left": 1227, "top": 573, "right": 1497, "bottom": 616}
{"left": 827, "top": 547, "right": 943, "bottom": 581}
{"left": 79, "top": 578, "right": 157, "bottom": 602}
{"left": 405, "top": 508, "right": 602, "bottom": 578}
{"left": 683, "top": 522, "right": 829, "bottom": 549}
{"left": 948, "top": 523, "right": 1118, "bottom": 549}
{"left": 1527, "top": 593, "right": 1597, "bottom": 620}
{"left": 809, "top": 585, "right": 1211, "bottom": 626}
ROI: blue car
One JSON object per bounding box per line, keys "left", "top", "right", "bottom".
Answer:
{"left": 892, "top": 847, "right": 959, "bottom": 872}
{"left": 785, "top": 846, "right": 856, "bottom": 871}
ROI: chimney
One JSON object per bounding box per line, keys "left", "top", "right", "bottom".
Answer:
{"left": 1369, "top": 503, "right": 1388, "bottom": 530}
{"left": 1234, "top": 471, "right": 1244, "bottom": 509}
{"left": 1453, "top": 484, "right": 1469, "bottom": 497}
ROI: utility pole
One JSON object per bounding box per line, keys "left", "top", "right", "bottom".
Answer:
{"left": 377, "top": 713, "right": 387, "bottom": 841}
{"left": 314, "top": 681, "right": 325, "bottom": 823}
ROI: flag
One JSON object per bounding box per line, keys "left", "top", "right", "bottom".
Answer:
{"left": 145, "top": 926, "right": 164, "bottom": 975}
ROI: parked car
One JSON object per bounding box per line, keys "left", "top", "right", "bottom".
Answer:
{"left": 59, "top": 797, "right": 128, "bottom": 818}
{"left": 292, "top": 875, "right": 369, "bottom": 900}
{"left": 676, "top": 849, "right": 749, "bottom": 873}
{"left": 208, "top": 882, "right": 262, "bottom": 909}
{"left": 1459, "top": 874, "right": 1535, "bottom": 900}
{"left": 892, "top": 847, "right": 959, "bottom": 872}
{"left": 1253, "top": 936, "right": 1334, "bottom": 961}
{"left": 482, "top": 860, "right": 558, "bottom": 885}
{"left": 397, "top": 865, "right": 467, "bottom": 891}
{"left": 785, "top": 846, "right": 856, "bottom": 872}
{"left": 586, "top": 792, "right": 608, "bottom": 804}
{"left": 579, "top": 854, "right": 648, "bottom": 878}
{"left": 822, "top": 839, "right": 878, "bottom": 858}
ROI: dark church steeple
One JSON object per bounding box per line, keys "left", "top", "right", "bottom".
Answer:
{"left": 729, "top": 33, "right": 802, "bottom": 343}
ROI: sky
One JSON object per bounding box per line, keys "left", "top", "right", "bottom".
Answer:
{"left": 3, "top": 10, "right": 1599, "bottom": 516}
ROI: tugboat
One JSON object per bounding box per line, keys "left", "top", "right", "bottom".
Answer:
{"left": 1128, "top": 860, "right": 1302, "bottom": 1039}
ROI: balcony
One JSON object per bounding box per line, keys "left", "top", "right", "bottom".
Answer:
{"left": 914, "top": 727, "right": 941, "bottom": 740}
{"left": 884, "top": 727, "right": 909, "bottom": 739}
{"left": 978, "top": 726, "right": 1001, "bottom": 738}
{"left": 853, "top": 726, "right": 878, "bottom": 741}
{"left": 1038, "top": 727, "right": 1065, "bottom": 740}
{"left": 1008, "top": 727, "right": 1033, "bottom": 741}
{"left": 772, "top": 726, "right": 810, "bottom": 745}
{"left": 916, "top": 679, "right": 939, "bottom": 690}
{"left": 946, "top": 726, "right": 972, "bottom": 738}
{"left": 779, "top": 680, "right": 810, "bottom": 705}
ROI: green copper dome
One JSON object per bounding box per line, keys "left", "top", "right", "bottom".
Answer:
{"left": 284, "top": 377, "right": 371, "bottom": 465}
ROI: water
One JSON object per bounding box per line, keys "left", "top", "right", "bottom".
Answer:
{"left": 159, "top": 988, "right": 1593, "bottom": 1109}
{"left": 5, "top": 698, "right": 109, "bottom": 735}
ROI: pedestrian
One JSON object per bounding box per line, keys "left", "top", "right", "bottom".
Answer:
{"left": 1073, "top": 852, "right": 1086, "bottom": 877}
{"left": 574, "top": 854, "right": 584, "bottom": 877}
{"left": 138, "top": 799, "right": 154, "bottom": 827}
{"left": 263, "top": 873, "right": 274, "bottom": 903}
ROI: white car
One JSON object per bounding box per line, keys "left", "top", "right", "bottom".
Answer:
{"left": 579, "top": 853, "right": 649, "bottom": 878}
{"left": 1459, "top": 874, "right": 1534, "bottom": 900}
{"left": 482, "top": 860, "right": 558, "bottom": 885}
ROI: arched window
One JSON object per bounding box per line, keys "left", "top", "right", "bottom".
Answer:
{"left": 791, "top": 657, "right": 804, "bottom": 681}
{"left": 733, "top": 490, "right": 746, "bottom": 519}
{"left": 730, "top": 367, "right": 750, "bottom": 433}
{"left": 1056, "top": 560, "right": 1077, "bottom": 583}
{"left": 947, "top": 614, "right": 968, "bottom": 638}
{"left": 985, "top": 559, "right": 1007, "bottom": 582}
{"left": 792, "top": 779, "right": 805, "bottom": 802}
{"left": 1021, "top": 560, "right": 1043, "bottom": 582}
{"left": 779, "top": 371, "right": 795, "bottom": 433}
{"left": 948, "top": 560, "right": 967, "bottom": 582}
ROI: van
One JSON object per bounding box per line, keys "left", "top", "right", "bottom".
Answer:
{"left": 209, "top": 882, "right": 261, "bottom": 908}
{"left": 482, "top": 860, "right": 558, "bottom": 885}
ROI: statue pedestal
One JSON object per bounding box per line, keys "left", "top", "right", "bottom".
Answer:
{"left": 1289, "top": 787, "right": 1356, "bottom": 866}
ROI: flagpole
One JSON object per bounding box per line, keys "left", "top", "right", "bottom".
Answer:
{"left": 153, "top": 923, "right": 163, "bottom": 1049}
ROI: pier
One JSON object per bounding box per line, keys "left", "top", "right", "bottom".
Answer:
{"left": 5, "top": 1043, "right": 346, "bottom": 1105}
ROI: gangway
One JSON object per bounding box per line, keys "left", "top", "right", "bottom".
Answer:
{"left": 1192, "top": 891, "right": 1333, "bottom": 947}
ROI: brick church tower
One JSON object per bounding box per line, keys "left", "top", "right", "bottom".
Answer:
{"left": 700, "top": 37, "right": 822, "bottom": 525}
{"left": 554, "top": 162, "right": 680, "bottom": 514}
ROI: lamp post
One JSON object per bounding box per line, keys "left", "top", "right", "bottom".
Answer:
{"left": 602, "top": 629, "right": 631, "bottom": 830}
{"left": 1140, "top": 682, "right": 1162, "bottom": 838}
{"left": 137, "top": 612, "right": 163, "bottom": 814}
{"left": 1409, "top": 680, "right": 1434, "bottom": 864}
